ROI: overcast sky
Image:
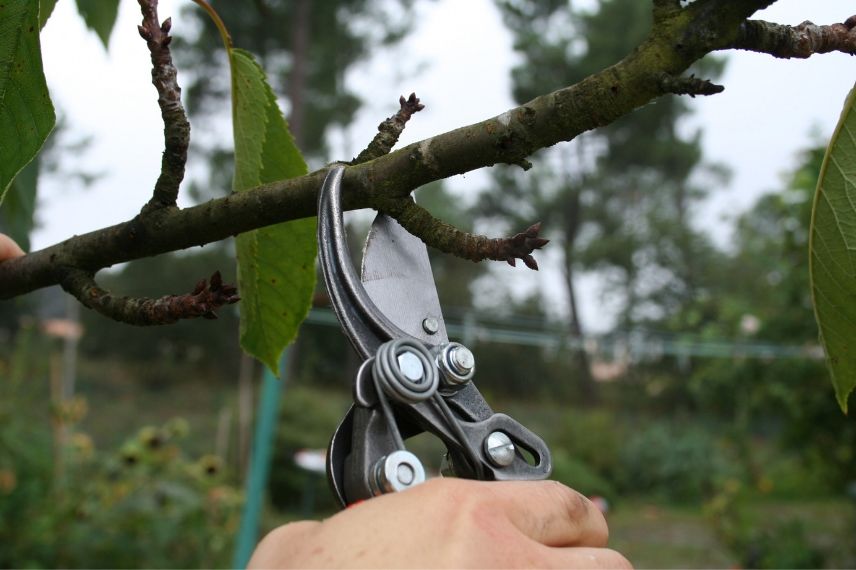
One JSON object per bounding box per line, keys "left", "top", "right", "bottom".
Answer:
{"left": 35, "top": 0, "right": 856, "bottom": 328}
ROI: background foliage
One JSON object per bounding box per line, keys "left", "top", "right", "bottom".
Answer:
{"left": 1, "top": 0, "right": 856, "bottom": 568}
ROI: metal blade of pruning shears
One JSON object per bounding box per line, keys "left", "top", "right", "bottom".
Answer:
{"left": 360, "top": 212, "right": 449, "bottom": 345}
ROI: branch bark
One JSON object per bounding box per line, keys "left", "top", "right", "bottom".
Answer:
{"left": 1, "top": 2, "right": 854, "bottom": 301}
{"left": 61, "top": 269, "right": 239, "bottom": 325}
{"left": 727, "top": 17, "right": 856, "bottom": 58}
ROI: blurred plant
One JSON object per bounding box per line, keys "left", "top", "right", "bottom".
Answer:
{"left": 269, "top": 385, "right": 351, "bottom": 515}
{"left": 687, "top": 145, "right": 856, "bottom": 491}
{"left": 550, "top": 450, "right": 617, "bottom": 506}
{"left": 551, "top": 409, "right": 623, "bottom": 482}
{"left": 0, "top": 352, "right": 242, "bottom": 570}
{"left": 617, "top": 421, "right": 737, "bottom": 502}
{"left": 706, "top": 480, "right": 826, "bottom": 569}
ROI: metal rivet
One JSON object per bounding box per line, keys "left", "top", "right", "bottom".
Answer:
{"left": 484, "top": 431, "right": 516, "bottom": 467}
{"left": 422, "top": 317, "right": 440, "bottom": 335}
{"left": 396, "top": 463, "right": 415, "bottom": 485}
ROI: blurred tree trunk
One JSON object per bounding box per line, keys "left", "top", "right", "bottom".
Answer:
{"left": 287, "top": 0, "right": 311, "bottom": 145}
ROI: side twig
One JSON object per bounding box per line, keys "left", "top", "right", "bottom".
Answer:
{"left": 138, "top": 0, "right": 191, "bottom": 213}
{"left": 727, "top": 17, "right": 856, "bottom": 58}
{"left": 61, "top": 269, "right": 239, "bottom": 325}
{"left": 351, "top": 93, "right": 425, "bottom": 165}
{"left": 379, "top": 198, "right": 549, "bottom": 270}
{"left": 659, "top": 73, "right": 725, "bottom": 97}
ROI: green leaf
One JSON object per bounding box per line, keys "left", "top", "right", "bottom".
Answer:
{"left": 230, "top": 48, "right": 314, "bottom": 373}
{"left": 810, "top": 82, "right": 856, "bottom": 413}
{"left": 0, "top": 155, "right": 39, "bottom": 251}
{"left": 39, "top": 0, "right": 57, "bottom": 29}
{"left": 0, "top": 0, "right": 55, "bottom": 202}
{"left": 74, "top": 0, "right": 119, "bottom": 49}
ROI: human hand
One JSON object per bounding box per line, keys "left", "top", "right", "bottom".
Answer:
{"left": 0, "top": 234, "right": 24, "bottom": 261}
{"left": 248, "top": 478, "right": 632, "bottom": 569}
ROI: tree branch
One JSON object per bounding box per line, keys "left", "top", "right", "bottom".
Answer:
{"left": 2, "top": 3, "right": 853, "bottom": 300}
{"left": 137, "top": 0, "right": 190, "bottom": 213}
{"left": 351, "top": 93, "right": 425, "bottom": 165}
{"left": 61, "top": 269, "right": 239, "bottom": 325}
{"left": 726, "top": 17, "right": 856, "bottom": 58}
{"left": 379, "top": 198, "right": 548, "bottom": 269}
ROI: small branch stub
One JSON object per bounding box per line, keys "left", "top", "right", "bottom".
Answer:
{"left": 659, "top": 73, "right": 725, "bottom": 98}
{"left": 352, "top": 93, "right": 425, "bottom": 165}
{"left": 138, "top": 0, "right": 191, "bottom": 213}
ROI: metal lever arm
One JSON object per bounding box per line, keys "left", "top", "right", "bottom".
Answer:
{"left": 317, "top": 165, "right": 408, "bottom": 359}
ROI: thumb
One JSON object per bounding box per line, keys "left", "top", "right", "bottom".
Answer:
{"left": 0, "top": 234, "right": 24, "bottom": 261}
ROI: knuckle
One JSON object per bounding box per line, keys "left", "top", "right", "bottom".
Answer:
{"left": 548, "top": 481, "right": 589, "bottom": 519}
{"left": 546, "top": 481, "right": 609, "bottom": 545}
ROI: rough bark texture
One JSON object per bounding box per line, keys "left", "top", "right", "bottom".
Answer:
{"left": 728, "top": 17, "right": 856, "bottom": 58}
{"left": 1, "top": 1, "right": 854, "bottom": 303}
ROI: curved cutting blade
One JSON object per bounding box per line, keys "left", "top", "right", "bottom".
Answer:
{"left": 360, "top": 213, "right": 448, "bottom": 345}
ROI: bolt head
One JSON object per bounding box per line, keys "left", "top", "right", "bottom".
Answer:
{"left": 397, "top": 351, "right": 424, "bottom": 382}
{"left": 485, "top": 431, "right": 516, "bottom": 467}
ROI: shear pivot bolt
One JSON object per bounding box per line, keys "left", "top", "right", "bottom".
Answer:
{"left": 397, "top": 351, "right": 424, "bottom": 382}
{"left": 485, "top": 431, "right": 516, "bottom": 467}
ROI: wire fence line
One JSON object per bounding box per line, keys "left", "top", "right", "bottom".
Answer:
{"left": 303, "top": 308, "right": 823, "bottom": 362}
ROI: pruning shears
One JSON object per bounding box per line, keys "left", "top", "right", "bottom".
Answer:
{"left": 317, "top": 165, "right": 552, "bottom": 507}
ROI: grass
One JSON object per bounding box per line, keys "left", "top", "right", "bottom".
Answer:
{"left": 608, "top": 498, "right": 855, "bottom": 569}
{"left": 609, "top": 500, "right": 735, "bottom": 568}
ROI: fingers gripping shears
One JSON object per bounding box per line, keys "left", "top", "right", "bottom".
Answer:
{"left": 317, "top": 165, "right": 552, "bottom": 507}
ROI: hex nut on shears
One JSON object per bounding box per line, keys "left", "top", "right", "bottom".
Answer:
{"left": 437, "top": 342, "right": 476, "bottom": 386}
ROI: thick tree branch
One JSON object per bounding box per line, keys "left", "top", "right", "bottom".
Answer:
{"left": 652, "top": 0, "right": 681, "bottom": 25}
{"left": 2, "top": 3, "right": 854, "bottom": 300}
{"left": 726, "top": 17, "right": 856, "bottom": 58}
{"left": 379, "top": 198, "right": 548, "bottom": 269}
{"left": 352, "top": 93, "right": 425, "bottom": 165}
{"left": 61, "top": 269, "right": 239, "bottom": 325}
{"left": 137, "top": 0, "right": 190, "bottom": 213}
